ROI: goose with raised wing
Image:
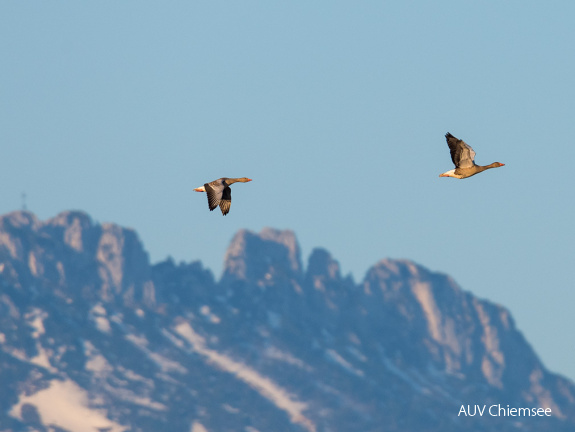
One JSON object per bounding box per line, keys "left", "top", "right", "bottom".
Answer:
{"left": 439, "top": 133, "right": 504, "bottom": 179}
{"left": 194, "top": 177, "right": 252, "bottom": 216}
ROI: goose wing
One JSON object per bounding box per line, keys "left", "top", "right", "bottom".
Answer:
{"left": 219, "top": 186, "right": 232, "bottom": 215}
{"left": 204, "top": 179, "right": 226, "bottom": 211}
{"left": 445, "top": 132, "right": 476, "bottom": 169}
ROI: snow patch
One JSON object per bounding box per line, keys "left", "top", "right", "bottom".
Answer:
{"left": 5, "top": 347, "right": 27, "bottom": 362}
{"left": 86, "top": 353, "right": 112, "bottom": 373}
{"left": 174, "top": 322, "right": 316, "bottom": 432}
{"left": 125, "top": 333, "right": 148, "bottom": 347}
{"left": 125, "top": 333, "right": 187, "bottom": 374}
{"left": 25, "top": 308, "right": 47, "bottom": 338}
{"left": 346, "top": 346, "right": 367, "bottom": 363}
{"left": 84, "top": 341, "right": 113, "bottom": 374}
{"left": 191, "top": 421, "right": 209, "bottom": 432}
{"left": 378, "top": 348, "right": 425, "bottom": 394}
{"left": 148, "top": 352, "right": 188, "bottom": 374}
{"left": 102, "top": 382, "right": 167, "bottom": 411}
{"left": 90, "top": 304, "right": 112, "bottom": 333}
{"left": 119, "top": 367, "right": 155, "bottom": 386}
{"left": 222, "top": 403, "right": 240, "bottom": 414}
{"left": 91, "top": 303, "right": 107, "bottom": 316}
{"left": 265, "top": 347, "right": 312, "bottom": 371}
{"left": 30, "top": 344, "right": 56, "bottom": 372}
{"left": 200, "top": 305, "right": 221, "bottom": 324}
{"left": 95, "top": 316, "right": 111, "bottom": 333}
{"left": 325, "top": 349, "right": 364, "bottom": 377}
{"left": 9, "top": 379, "right": 126, "bottom": 432}
{"left": 23, "top": 310, "right": 56, "bottom": 372}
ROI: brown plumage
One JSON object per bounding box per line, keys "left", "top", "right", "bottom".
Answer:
{"left": 194, "top": 177, "right": 252, "bottom": 216}
{"left": 439, "top": 133, "right": 505, "bottom": 179}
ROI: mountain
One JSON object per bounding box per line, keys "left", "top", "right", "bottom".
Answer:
{"left": 0, "top": 210, "right": 573, "bottom": 432}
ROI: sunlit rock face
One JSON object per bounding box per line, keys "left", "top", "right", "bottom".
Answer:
{"left": 1, "top": 211, "right": 574, "bottom": 432}
{"left": 222, "top": 228, "right": 302, "bottom": 286}
{"left": 0, "top": 210, "right": 154, "bottom": 306}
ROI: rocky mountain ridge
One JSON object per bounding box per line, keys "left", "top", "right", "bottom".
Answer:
{"left": 0, "top": 210, "right": 573, "bottom": 431}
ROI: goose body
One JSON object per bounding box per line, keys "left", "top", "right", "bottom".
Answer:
{"left": 439, "top": 133, "right": 504, "bottom": 179}
{"left": 194, "top": 177, "right": 252, "bottom": 215}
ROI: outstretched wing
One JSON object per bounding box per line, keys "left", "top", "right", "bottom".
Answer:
{"left": 219, "top": 186, "right": 232, "bottom": 216}
{"left": 445, "top": 133, "right": 476, "bottom": 169}
{"left": 204, "top": 179, "right": 225, "bottom": 211}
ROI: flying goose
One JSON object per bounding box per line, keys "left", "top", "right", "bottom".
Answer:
{"left": 439, "top": 133, "right": 505, "bottom": 179}
{"left": 194, "top": 177, "right": 252, "bottom": 216}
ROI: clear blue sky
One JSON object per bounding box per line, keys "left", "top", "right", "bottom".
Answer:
{"left": 2, "top": 2, "right": 574, "bottom": 382}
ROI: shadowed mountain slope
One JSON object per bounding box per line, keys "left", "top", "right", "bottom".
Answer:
{"left": 0, "top": 211, "right": 573, "bottom": 431}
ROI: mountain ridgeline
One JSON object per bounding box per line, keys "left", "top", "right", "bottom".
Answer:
{"left": 0, "top": 210, "right": 573, "bottom": 432}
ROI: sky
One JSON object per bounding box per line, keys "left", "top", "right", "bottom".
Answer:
{"left": 1, "top": 2, "right": 574, "bottom": 382}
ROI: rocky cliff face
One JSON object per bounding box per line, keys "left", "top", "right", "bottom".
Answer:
{"left": 0, "top": 210, "right": 153, "bottom": 306}
{"left": 0, "top": 210, "right": 573, "bottom": 432}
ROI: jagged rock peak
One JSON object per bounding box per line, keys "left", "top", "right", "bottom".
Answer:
{"left": 0, "top": 210, "right": 40, "bottom": 231}
{"left": 362, "top": 258, "right": 469, "bottom": 329}
{"left": 45, "top": 210, "right": 93, "bottom": 227}
{"left": 0, "top": 210, "right": 153, "bottom": 306}
{"left": 258, "top": 228, "right": 302, "bottom": 274}
{"left": 306, "top": 248, "right": 341, "bottom": 283}
{"left": 2, "top": 211, "right": 575, "bottom": 431}
{"left": 259, "top": 227, "right": 299, "bottom": 252}
{"left": 95, "top": 222, "right": 152, "bottom": 301}
{"left": 361, "top": 258, "right": 538, "bottom": 392}
{"left": 1, "top": 210, "right": 93, "bottom": 235}
{"left": 368, "top": 258, "right": 432, "bottom": 279}
{"left": 222, "top": 228, "right": 302, "bottom": 283}
{"left": 42, "top": 210, "right": 95, "bottom": 252}
{"left": 0, "top": 211, "right": 42, "bottom": 262}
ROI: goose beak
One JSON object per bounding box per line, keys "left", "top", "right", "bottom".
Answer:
{"left": 194, "top": 187, "right": 204, "bottom": 192}
{"left": 500, "top": 163, "right": 505, "bottom": 167}
{"left": 247, "top": 179, "right": 253, "bottom": 182}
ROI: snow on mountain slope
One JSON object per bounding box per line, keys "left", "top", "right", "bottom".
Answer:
{"left": 0, "top": 210, "right": 574, "bottom": 431}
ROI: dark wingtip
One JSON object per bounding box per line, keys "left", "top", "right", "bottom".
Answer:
{"left": 445, "top": 132, "right": 453, "bottom": 138}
